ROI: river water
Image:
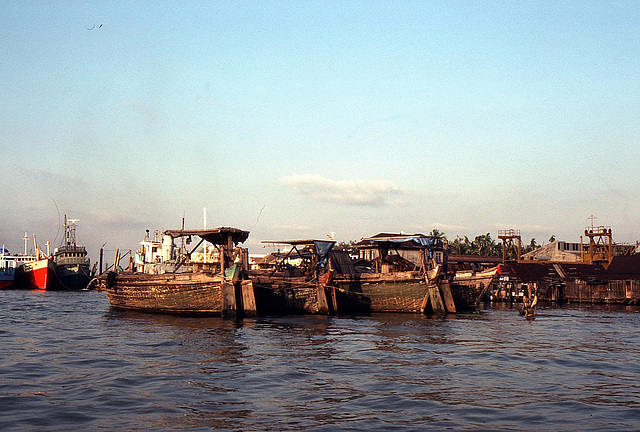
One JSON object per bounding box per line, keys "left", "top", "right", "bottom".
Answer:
{"left": 1, "top": 290, "right": 639, "bottom": 431}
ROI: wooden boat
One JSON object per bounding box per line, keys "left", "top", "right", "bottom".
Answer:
{"left": 246, "top": 240, "right": 370, "bottom": 315}
{"left": 105, "top": 270, "right": 237, "bottom": 315}
{"left": 248, "top": 275, "right": 333, "bottom": 315}
{"left": 346, "top": 233, "right": 499, "bottom": 314}
{"left": 449, "top": 267, "right": 499, "bottom": 310}
{"left": 102, "top": 227, "right": 250, "bottom": 316}
{"left": 356, "top": 272, "right": 429, "bottom": 313}
{"left": 346, "top": 233, "right": 446, "bottom": 313}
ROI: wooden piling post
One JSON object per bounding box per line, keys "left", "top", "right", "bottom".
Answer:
{"left": 221, "top": 281, "right": 237, "bottom": 318}
{"left": 427, "top": 284, "right": 446, "bottom": 314}
{"left": 439, "top": 282, "right": 457, "bottom": 313}
{"left": 99, "top": 247, "right": 104, "bottom": 275}
{"left": 241, "top": 280, "right": 257, "bottom": 317}
{"left": 316, "top": 285, "right": 330, "bottom": 314}
{"left": 330, "top": 286, "right": 339, "bottom": 314}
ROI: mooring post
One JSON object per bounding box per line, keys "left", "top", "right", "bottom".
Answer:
{"left": 439, "top": 282, "right": 457, "bottom": 313}
{"left": 428, "top": 285, "right": 447, "bottom": 314}
{"left": 221, "top": 281, "right": 237, "bottom": 318}
{"left": 99, "top": 247, "right": 104, "bottom": 275}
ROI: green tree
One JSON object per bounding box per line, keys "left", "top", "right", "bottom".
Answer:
{"left": 334, "top": 240, "right": 356, "bottom": 252}
{"left": 450, "top": 235, "right": 472, "bottom": 255}
{"left": 523, "top": 238, "right": 540, "bottom": 254}
{"left": 429, "top": 228, "right": 446, "bottom": 238}
{"left": 471, "top": 233, "right": 501, "bottom": 257}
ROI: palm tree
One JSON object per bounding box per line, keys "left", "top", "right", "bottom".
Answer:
{"left": 523, "top": 238, "right": 540, "bottom": 254}
{"left": 472, "top": 233, "right": 501, "bottom": 257}
{"left": 429, "top": 228, "right": 445, "bottom": 238}
{"left": 450, "top": 235, "right": 472, "bottom": 255}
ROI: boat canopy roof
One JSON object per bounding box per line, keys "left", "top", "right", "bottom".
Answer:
{"left": 261, "top": 239, "right": 335, "bottom": 246}
{"left": 164, "top": 227, "right": 249, "bottom": 245}
{"left": 262, "top": 239, "right": 335, "bottom": 259}
{"left": 356, "top": 233, "right": 440, "bottom": 249}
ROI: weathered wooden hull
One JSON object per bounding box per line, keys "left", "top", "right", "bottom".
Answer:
{"left": 246, "top": 276, "right": 370, "bottom": 315}
{"left": 326, "top": 285, "right": 372, "bottom": 315}
{"left": 249, "top": 277, "right": 331, "bottom": 315}
{"left": 357, "top": 274, "right": 429, "bottom": 313}
{"left": 450, "top": 268, "right": 498, "bottom": 309}
{"left": 104, "top": 272, "right": 235, "bottom": 315}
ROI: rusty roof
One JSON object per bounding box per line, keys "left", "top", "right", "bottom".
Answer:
{"left": 163, "top": 227, "right": 249, "bottom": 245}
{"left": 261, "top": 239, "right": 335, "bottom": 246}
{"left": 605, "top": 254, "right": 640, "bottom": 279}
{"left": 497, "top": 261, "right": 612, "bottom": 282}
{"left": 448, "top": 255, "right": 502, "bottom": 264}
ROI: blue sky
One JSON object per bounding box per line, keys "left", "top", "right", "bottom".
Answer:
{"left": 2, "top": 1, "right": 639, "bottom": 261}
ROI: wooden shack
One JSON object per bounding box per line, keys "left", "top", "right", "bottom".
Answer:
{"left": 496, "top": 255, "right": 640, "bottom": 304}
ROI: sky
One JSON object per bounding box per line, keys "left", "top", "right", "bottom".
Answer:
{"left": 2, "top": 1, "right": 640, "bottom": 263}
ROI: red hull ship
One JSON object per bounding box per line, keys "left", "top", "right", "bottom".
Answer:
{"left": 17, "top": 257, "right": 59, "bottom": 290}
{"left": 15, "top": 216, "right": 92, "bottom": 290}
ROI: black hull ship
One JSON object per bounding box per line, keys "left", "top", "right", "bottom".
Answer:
{"left": 15, "top": 216, "right": 92, "bottom": 290}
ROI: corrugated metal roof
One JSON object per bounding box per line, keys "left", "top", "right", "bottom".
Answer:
{"left": 605, "top": 254, "right": 640, "bottom": 279}
{"left": 163, "top": 227, "right": 249, "bottom": 245}
{"left": 497, "top": 261, "right": 612, "bottom": 283}
{"left": 448, "top": 255, "right": 502, "bottom": 264}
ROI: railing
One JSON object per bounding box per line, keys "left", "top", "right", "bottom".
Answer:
{"left": 498, "top": 229, "right": 520, "bottom": 238}
{"left": 584, "top": 226, "right": 611, "bottom": 235}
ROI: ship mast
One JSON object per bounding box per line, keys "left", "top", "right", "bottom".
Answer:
{"left": 63, "top": 215, "right": 80, "bottom": 249}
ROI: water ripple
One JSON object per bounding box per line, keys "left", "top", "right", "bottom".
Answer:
{"left": 1, "top": 291, "right": 640, "bottom": 431}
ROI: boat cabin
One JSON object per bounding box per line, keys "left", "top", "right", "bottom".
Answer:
{"left": 164, "top": 227, "right": 250, "bottom": 274}
{"left": 354, "top": 233, "right": 446, "bottom": 274}
{"left": 53, "top": 216, "right": 90, "bottom": 268}
{"left": 135, "top": 230, "right": 177, "bottom": 273}
{"left": 259, "top": 239, "right": 335, "bottom": 279}
{"left": 134, "top": 227, "right": 250, "bottom": 275}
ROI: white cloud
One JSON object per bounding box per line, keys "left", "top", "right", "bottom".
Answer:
{"left": 279, "top": 174, "right": 406, "bottom": 207}
{"left": 15, "top": 166, "right": 86, "bottom": 188}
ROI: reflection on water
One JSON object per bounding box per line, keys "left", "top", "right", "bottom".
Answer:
{"left": 1, "top": 290, "right": 639, "bottom": 431}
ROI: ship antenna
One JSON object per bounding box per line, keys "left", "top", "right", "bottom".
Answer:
{"left": 249, "top": 205, "right": 266, "bottom": 229}
{"left": 51, "top": 199, "right": 61, "bottom": 244}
